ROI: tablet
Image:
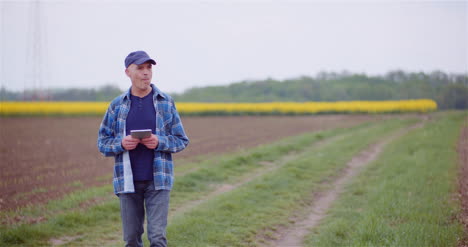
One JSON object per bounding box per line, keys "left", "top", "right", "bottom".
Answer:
{"left": 130, "top": 129, "right": 152, "bottom": 139}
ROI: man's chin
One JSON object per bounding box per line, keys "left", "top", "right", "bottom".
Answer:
{"left": 132, "top": 84, "right": 151, "bottom": 93}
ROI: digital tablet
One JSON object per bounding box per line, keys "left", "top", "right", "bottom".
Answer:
{"left": 130, "top": 129, "right": 152, "bottom": 139}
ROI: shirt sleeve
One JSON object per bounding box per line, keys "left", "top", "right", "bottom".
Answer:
{"left": 97, "top": 102, "right": 125, "bottom": 157}
{"left": 156, "top": 99, "right": 190, "bottom": 153}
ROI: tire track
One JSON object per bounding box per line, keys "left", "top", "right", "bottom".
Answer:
{"left": 262, "top": 120, "right": 426, "bottom": 247}
{"left": 457, "top": 116, "right": 468, "bottom": 247}
{"left": 169, "top": 133, "right": 348, "bottom": 219}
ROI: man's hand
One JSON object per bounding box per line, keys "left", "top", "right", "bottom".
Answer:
{"left": 141, "top": 134, "right": 159, "bottom": 149}
{"left": 122, "top": 135, "right": 140, "bottom": 150}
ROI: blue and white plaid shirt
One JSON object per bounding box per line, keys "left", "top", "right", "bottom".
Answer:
{"left": 97, "top": 84, "right": 189, "bottom": 194}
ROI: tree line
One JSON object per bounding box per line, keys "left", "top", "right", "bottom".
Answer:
{"left": 0, "top": 84, "right": 122, "bottom": 102}
{"left": 172, "top": 70, "right": 467, "bottom": 109}
{"left": 1, "top": 70, "right": 467, "bottom": 109}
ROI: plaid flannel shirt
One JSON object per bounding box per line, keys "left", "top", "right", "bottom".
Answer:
{"left": 97, "top": 84, "right": 189, "bottom": 194}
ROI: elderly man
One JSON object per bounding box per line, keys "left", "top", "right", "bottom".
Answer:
{"left": 98, "top": 50, "right": 189, "bottom": 247}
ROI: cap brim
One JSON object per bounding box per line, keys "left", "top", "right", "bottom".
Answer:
{"left": 134, "top": 57, "right": 156, "bottom": 65}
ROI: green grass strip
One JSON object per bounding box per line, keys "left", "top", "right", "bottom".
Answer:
{"left": 0, "top": 121, "right": 375, "bottom": 246}
{"left": 170, "top": 122, "right": 375, "bottom": 210}
{"left": 165, "top": 118, "right": 415, "bottom": 246}
{"left": 305, "top": 112, "right": 465, "bottom": 247}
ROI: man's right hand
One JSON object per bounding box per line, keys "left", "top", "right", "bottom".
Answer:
{"left": 122, "top": 135, "right": 140, "bottom": 150}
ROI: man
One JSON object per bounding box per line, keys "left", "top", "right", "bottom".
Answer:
{"left": 97, "top": 50, "right": 189, "bottom": 247}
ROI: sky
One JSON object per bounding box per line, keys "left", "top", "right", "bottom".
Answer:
{"left": 1, "top": 0, "right": 467, "bottom": 93}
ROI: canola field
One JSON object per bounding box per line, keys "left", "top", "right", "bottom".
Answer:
{"left": 0, "top": 99, "right": 437, "bottom": 116}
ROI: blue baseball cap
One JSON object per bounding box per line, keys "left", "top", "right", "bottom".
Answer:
{"left": 124, "top": 51, "right": 156, "bottom": 68}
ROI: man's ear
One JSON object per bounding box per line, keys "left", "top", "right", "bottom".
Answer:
{"left": 125, "top": 68, "right": 130, "bottom": 77}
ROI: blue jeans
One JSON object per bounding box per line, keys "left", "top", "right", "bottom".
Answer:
{"left": 119, "top": 181, "right": 170, "bottom": 247}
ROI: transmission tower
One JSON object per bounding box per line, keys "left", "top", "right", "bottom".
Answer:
{"left": 0, "top": 2, "right": 5, "bottom": 101}
{"left": 27, "top": 0, "right": 47, "bottom": 100}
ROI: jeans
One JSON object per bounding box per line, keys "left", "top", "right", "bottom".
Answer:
{"left": 119, "top": 181, "right": 170, "bottom": 247}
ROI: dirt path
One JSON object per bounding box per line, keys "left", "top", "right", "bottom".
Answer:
{"left": 263, "top": 120, "right": 425, "bottom": 247}
{"left": 458, "top": 116, "right": 468, "bottom": 247}
{"left": 170, "top": 134, "right": 346, "bottom": 219}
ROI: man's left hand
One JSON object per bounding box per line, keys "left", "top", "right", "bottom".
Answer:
{"left": 141, "top": 134, "right": 159, "bottom": 149}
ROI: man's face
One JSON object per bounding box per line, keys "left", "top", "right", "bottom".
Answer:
{"left": 125, "top": 62, "right": 153, "bottom": 92}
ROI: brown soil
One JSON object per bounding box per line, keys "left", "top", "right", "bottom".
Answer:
{"left": 260, "top": 120, "right": 425, "bottom": 247}
{"left": 458, "top": 117, "right": 468, "bottom": 247}
{"left": 180, "top": 115, "right": 380, "bottom": 159}
{"left": 0, "top": 117, "right": 112, "bottom": 213}
{"left": 0, "top": 115, "right": 382, "bottom": 212}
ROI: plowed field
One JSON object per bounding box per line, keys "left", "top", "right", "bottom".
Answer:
{"left": 0, "top": 115, "right": 383, "bottom": 210}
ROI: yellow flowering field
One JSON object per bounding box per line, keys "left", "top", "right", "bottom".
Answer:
{"left": 0, "top": 102, "right": 109, "bottom": 116}
{"left": 0, "top": 99, "right": 437, "bottom": 116}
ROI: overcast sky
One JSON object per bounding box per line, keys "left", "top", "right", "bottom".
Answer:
{"left": 1, "top": 0, "right": 467, "bottom": 93}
